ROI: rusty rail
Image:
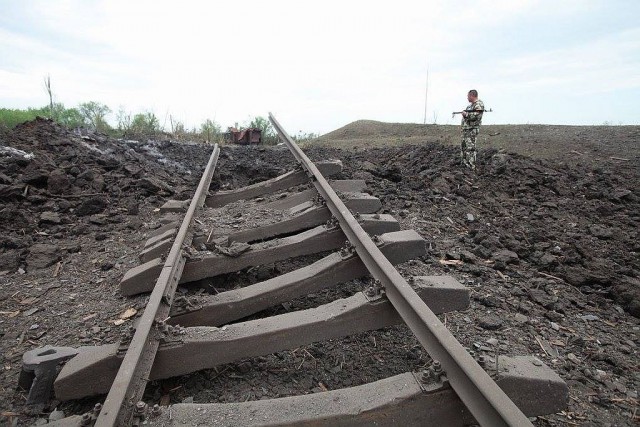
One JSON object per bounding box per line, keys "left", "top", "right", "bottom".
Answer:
{"left": 95, "top": 145, "right": 220, "bottom": 426}
{"left": 268, "top": 113, "right": 533, "bottom": 427}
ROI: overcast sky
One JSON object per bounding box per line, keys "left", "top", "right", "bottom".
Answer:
{"left": 1, "top": 0, "right": 638, "bottom": 134}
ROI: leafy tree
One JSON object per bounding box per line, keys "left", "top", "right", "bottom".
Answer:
{"left": 55, "top": 104, "right": 83, "bottom": 128}
{"left": 79, "top": 101, "right": 111, "bottom": 132}
{"left": 130, "top": 112, "right": 160, "bottom": 136}
{"left": 200, "top": 119, "right": 221, "bottom": 143}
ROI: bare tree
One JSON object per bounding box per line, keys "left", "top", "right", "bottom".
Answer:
{"left": 116, "top": 107, "right": 132, "bottom": 135}
{"left": 44, "top": 75, "right": 54, "bottom": 120}
{"left": 169, "top": 115, "right": 185, "bottom": 136}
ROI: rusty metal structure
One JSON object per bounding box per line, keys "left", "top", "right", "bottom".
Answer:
{"left": 226, "top": 127, "right": 262, "bottom": 145}
{"left": 19, "top": 115, "right": 568, "bottom": 426}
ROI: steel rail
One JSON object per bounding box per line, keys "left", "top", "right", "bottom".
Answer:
{"left": 96, "top": 145, "right": 221, "bottom": 426}
{"left": 269, "top": 113, "right": 532, "bottom": 427}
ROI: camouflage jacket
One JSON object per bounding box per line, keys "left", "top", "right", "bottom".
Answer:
{"left": 461, "top": 99, "right": 484, "bottom": 130}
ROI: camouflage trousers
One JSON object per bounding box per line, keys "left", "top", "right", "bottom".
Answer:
{"left": 461, "top": 128, "right": 479, "bottom": 170}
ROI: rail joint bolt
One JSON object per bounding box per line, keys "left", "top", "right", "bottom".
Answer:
{"left": 340, "top": 247, "right": 351, "bottom": 259}
{"left": 477, "top": 355, "right": 486, "bottom": 368}
{"left": 373, "top": 279, "right": 384, "bottom": 293}
{"left": 135, "top": 401, "right": 147, "bottom": 414}
{"left": 93, "top": 402, "right": 102, "bottom": 415}
{"left": 80, "top": 413, "right": 92, "bottom": 426}
{"left": 151, "top": 404, "right": 162, "bottom": 416}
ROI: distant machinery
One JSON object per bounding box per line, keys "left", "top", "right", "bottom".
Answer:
{"left": 225, "top": 127, "right": 262, "bottom": 145}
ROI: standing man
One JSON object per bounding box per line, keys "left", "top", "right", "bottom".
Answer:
{"left": 460, "top": 89, "right": 484, "bottom": 171}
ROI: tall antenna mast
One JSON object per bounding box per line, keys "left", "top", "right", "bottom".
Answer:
{"left": 423, "top": 68, "right": 429, "bottom": 124}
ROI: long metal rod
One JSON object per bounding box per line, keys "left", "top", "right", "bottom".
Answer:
{"left": 269, "top": 113, "right": 532, "bottom": 427}
{"left": 96, "top": 145, "right": 221, "bottom": 426}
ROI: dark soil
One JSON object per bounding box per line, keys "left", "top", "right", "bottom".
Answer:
{"left": 0, "top": 118, "right": 638, "bottom": 426}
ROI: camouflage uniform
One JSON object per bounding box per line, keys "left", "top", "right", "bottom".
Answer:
{"left": 460, "top": 99, "right": 484, "bottom": 170}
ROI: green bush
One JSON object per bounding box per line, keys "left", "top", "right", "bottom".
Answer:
{"left": 56, "top": 106, "right": 84, "bottom": 128}
{"left": 129, "top": 112, "right": 160, "bottom": 137}
{"left": 0, "top": 104, "right": 85, "bottom": 130}
{"left": 0, "top": 107, "right": 47, "bottom": 129}
{"left": 246, "top": 116, "right": 278, "bottom": 145}
{"left": 1, "top": 103, "right": 316, "bottom": 146}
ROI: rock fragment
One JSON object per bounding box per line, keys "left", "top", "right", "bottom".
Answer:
{"left": 47, "top": 169, "right": 71, "bottom": 194}
{"left": 39, "top": 211, "right": 61, "bottom": 224}
{"left": 491, "top": 249, "right": 519, "bottom": 264}
{"left": 27, "top": 243, "right": 61, "bottom": 269}
{"left": 75, "top": 196, "right": 108, "bottom": 216}
{"left": 478, "top": 315, "right": 503, "bottom": 330}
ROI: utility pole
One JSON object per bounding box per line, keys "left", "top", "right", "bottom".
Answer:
{"left": 423, "top": 69, "right": 429, "bottom": 125}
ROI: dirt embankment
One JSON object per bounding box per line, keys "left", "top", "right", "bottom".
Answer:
{"left": 316, "top": 120, "right": 640, "bottom": 167}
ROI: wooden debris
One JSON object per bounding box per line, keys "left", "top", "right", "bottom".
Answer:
{"left": 535, "top": 336, "right": 550, "bottom": 356}
{"left": 1, "top": 311, "right": 20, "bottom": 318}
{"left": 120, "top": 308, "right": 137, "bottom": 319}
{"left": 53, "top": 261, "right": 62, "bottom": 277}
{"left": 439, "top": 259, "right": 463, "bottom": 266}
{"left": 111, "top": 307, "right": 137, "bottom": 325}
{"left": 20, "top": 297, "right": 38, "bottom": 305}
{"left": 538, "top": 271, "right": 566, "bottom": 282}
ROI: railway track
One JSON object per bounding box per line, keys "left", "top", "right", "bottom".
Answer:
{"left": 20, "top": 114, "right": 568, "bottom": 426}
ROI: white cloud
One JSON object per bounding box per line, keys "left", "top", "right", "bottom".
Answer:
{"left": 0, "top": 0, "right": 638, "bottom": 131}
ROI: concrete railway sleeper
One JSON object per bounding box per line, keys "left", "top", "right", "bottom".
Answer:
{"left": 19, "top": 117, "right": 568, "bottom": 426}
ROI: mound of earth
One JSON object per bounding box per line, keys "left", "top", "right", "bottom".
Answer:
{"left": 320, "top": 119, "right": 431, "bottom": 139}
{"left": 305, "top": 143, "right": 640, "bottom": 316}
{"left": 0, "top": 118, "right": 198, "bottom": 273}
{"left": 317, "top": 120, "right": 640, "bottom": 169}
